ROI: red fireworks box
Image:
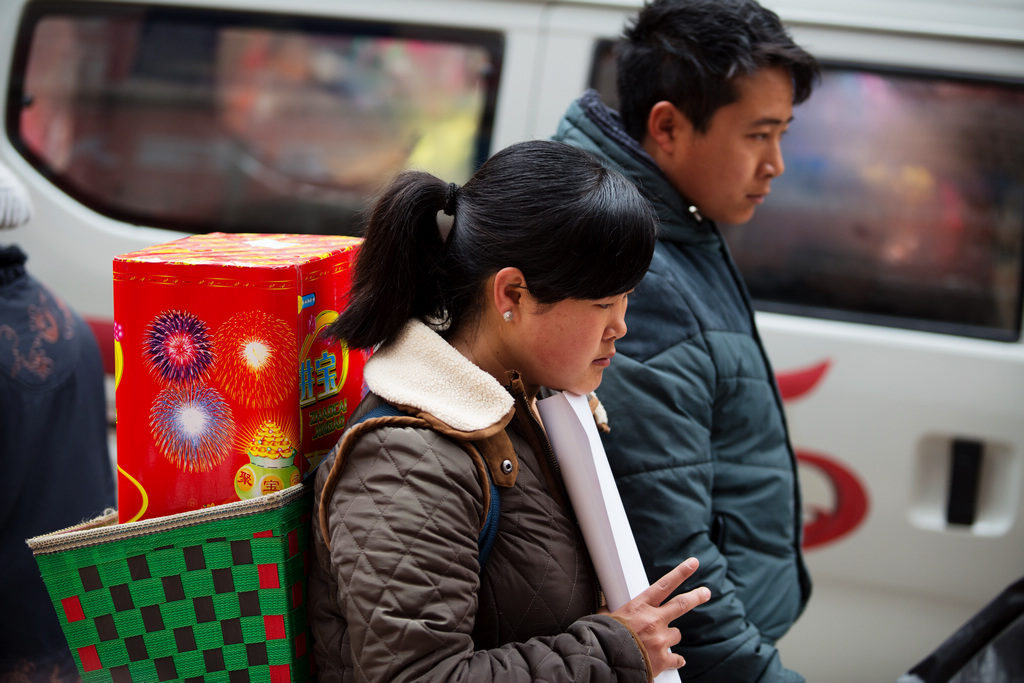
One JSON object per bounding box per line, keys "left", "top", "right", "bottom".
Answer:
{"left": 113, "top": 233, "right": 365, "bottom": 523}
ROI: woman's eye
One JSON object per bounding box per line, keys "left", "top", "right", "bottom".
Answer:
{"left": 597, "top": 292, "right": 629, "bottom": 310}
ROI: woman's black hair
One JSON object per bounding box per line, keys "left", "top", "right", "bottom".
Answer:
{"left": 326, "top": 139, "right": 658, "bottom": 350}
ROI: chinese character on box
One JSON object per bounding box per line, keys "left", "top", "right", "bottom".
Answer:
{"left": 113, "top": 233, "right": 365, "bottom": 522}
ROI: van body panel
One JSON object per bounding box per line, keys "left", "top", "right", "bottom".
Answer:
{"left": 765, "top": 312, "right": 1024, "bottom": 678}
{"left": 3, "top": 1, "right": 1022, "bottom": 681}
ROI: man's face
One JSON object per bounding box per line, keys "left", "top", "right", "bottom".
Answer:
{"left": 661, "top": 66, "right": 795, "bottom": 225}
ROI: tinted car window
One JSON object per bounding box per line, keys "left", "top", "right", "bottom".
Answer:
{"left": 590, "top": 43, "right": 1024, "bottom": 341}
{"left": 9, "top": 2, "right": 502, "bottom": 236}
{"left": 725, "top": 66, "right": 1024, "bottom": 341}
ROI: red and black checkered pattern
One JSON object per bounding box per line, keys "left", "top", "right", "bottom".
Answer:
{"left": 33, "top": 487, "right": 315, "bottom": 682}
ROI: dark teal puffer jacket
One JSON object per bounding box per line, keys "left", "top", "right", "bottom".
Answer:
{"left": 554, "top": 90, "right": 812, "bottom": 682}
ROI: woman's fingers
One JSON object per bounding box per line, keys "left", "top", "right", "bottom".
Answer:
{"left": 665, "top": 652, "right": 687, "bottom": 671}
{"left": 666, "top": 585, "right": 712, "bottom": 621}
{"left": 642, "top": 557, "right": 702, "bottom": 608}
{"left": 609, "top": 557, "right": 711, "bottom": 677}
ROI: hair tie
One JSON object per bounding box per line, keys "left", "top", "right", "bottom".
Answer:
{"left": 443, "top": 182, "right": 460, "bottom": 216}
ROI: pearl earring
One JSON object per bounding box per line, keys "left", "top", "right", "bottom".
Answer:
{"left": 503, "top": 310, "right": 514, "bottom": 322}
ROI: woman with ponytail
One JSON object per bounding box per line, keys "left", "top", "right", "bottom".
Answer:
{"left": 310, "top": 140, "right": 710, "bottom": 682}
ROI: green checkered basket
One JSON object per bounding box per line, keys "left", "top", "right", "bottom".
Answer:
{"left": 26, "top": 483, "right": 316, "bottom": 683}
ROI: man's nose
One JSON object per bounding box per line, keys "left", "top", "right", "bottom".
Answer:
{"left": 761, "top": 143, "right": 785, "bottom": 178}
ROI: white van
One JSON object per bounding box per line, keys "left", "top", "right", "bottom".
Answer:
{"left": 2, "top": 0, "right": 1022, "bottom": 680}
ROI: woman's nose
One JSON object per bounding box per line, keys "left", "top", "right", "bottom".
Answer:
{"left": 607, "top": 313, "right": 627, "bottom": 341}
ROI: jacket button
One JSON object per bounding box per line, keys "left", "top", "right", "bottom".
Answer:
{"left": 501, "top": 459, "right": 513, "bottom": 475}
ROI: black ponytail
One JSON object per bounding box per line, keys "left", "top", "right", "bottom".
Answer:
{"left": 325, "top": 171, "right": 449, "bottom": 349}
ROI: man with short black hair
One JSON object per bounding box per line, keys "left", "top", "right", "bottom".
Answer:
{"left": 553, "top": 1, "right": 819, "bottom": 680}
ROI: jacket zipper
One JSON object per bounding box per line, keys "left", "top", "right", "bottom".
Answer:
{"left": 510, "top": 383, "right": 574, "bottom": 518}
{"left": 508, "top": 381, "right": 604, "bottom": 608}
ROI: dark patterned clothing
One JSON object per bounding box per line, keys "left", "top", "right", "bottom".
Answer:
{"left": 0, "top": 245, "right": 115, "bottom": 680}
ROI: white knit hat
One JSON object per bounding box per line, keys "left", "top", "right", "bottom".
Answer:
{"left": 0, "top": 161, "right": 33, "bottom": 229}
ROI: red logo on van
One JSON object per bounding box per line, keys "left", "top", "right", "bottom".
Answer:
{"left": 777, "top": 360, "right": 870, "bottom": 549}
{"left": 776, "top": 359, "right": 832, "bottom": 401}
{"left": 796, "top": 449, "right": 870, "bottom": 549}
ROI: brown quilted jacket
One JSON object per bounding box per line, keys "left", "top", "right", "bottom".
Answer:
{"left": 310, "top": 319, "right": 653, "bottom": 682}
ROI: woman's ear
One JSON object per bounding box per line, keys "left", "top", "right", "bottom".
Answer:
{"left": 492, "top": 267, "right": 527, "bottom": 320}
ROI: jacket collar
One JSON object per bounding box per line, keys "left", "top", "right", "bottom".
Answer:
{"left": 559, "top": 90, "right": 719, "bottom": 249}
{"left": 363, "top": 318, "right": 515, "bottom": 434}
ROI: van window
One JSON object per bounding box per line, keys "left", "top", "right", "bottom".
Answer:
{"left": 590, "top": 44, "right": 1024, "bottom": 341}
{"left": 724, "top": 66, "right": 1024, "bottom": 341}
{"left": 8, "top": 2, "right": 502, "bottom": 236}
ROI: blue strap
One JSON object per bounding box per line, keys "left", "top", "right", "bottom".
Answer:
{"left": 477, "top": 469, "right": 500, "bottom": 570}
{"left": 351, "top": 402, "right": 500, "bottom": 571}
{"left": 352, "top": 403, "right": 406, "bottom": 423}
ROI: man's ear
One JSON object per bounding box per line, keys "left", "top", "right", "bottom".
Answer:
{"left": 645, "top": 101, "right": 692, "bottom": 156}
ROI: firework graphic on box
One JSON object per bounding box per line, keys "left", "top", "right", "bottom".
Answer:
{"left": 215, "top": 311, "right": 296, "bottom": 408}
{"left": 150, "top": 384, "right": 237, "bottom": 472}
{"left": 143, "top": 310, "right": 215, "bottom": 385}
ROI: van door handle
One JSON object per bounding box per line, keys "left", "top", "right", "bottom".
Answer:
{"left": 947, "top": 438, "right": 983, "bottom": 526}
{"left": 912, "top": 434, "right": 1014, "bottom": 536}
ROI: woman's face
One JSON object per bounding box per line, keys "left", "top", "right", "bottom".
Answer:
{"left": 511, "top": 291, "right": 630, "bottom": 397}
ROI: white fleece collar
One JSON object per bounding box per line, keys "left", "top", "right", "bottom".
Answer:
{"left": 363, "top": 319, "right": 514, "bottom": 433}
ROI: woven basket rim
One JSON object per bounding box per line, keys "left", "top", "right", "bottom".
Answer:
{"left": 27, "top": 482, "right": 311, "bottom": 555}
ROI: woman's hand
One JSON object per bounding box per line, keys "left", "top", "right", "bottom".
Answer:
{"left": 610, "top": 557, "right": 710, "bottom": 677}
